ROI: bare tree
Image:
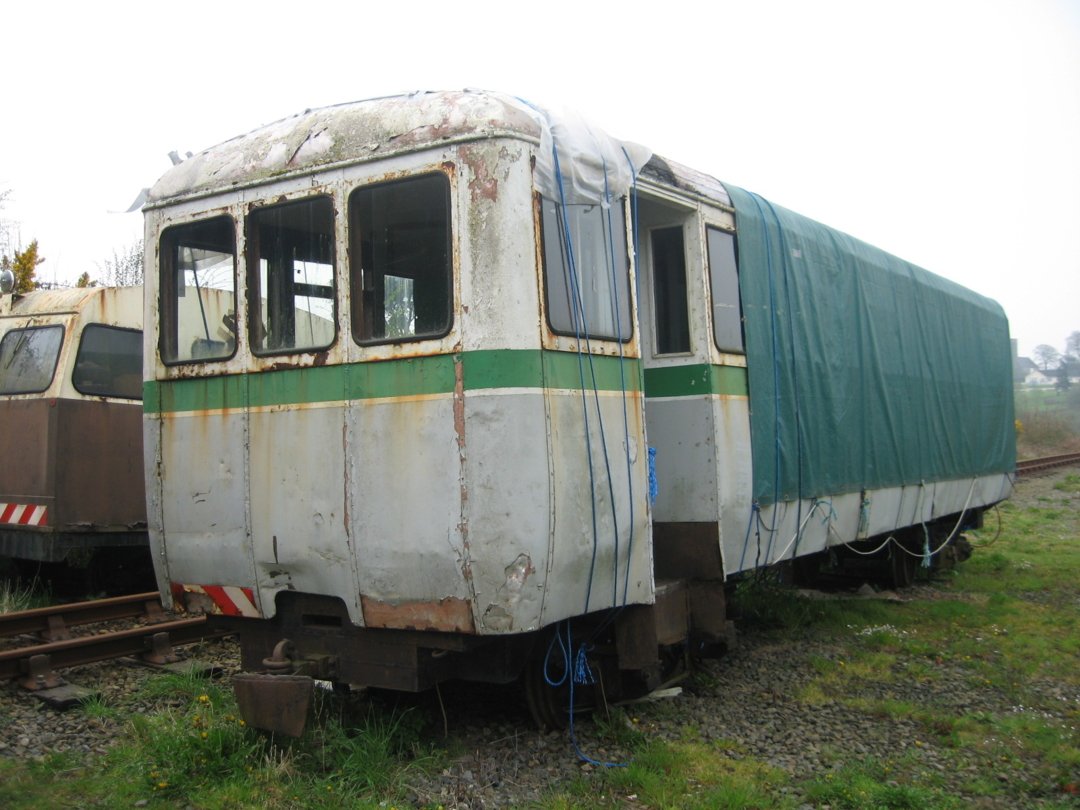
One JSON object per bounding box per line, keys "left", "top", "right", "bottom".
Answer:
{"left": 100, "top": 239, "right": 144, "bottom": 287}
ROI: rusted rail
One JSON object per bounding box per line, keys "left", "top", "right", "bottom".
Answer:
{"left": 0, "top": 593, "right": 229, "bottom": 692}
{"left": 0, "top": 591, "right": 166, "bottom": 641}
{"left": 1016, "top": 452, "right": 1080, "bottom": 476}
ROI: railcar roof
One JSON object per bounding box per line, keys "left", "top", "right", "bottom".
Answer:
{"left": 1, "top": 286, "right": 138, "bottom": 317}
{"left": 147, "top": 90, "right": 544, "bottom": 204}
{"left": 146, "top": 89, "right": 729, "bottom": 210}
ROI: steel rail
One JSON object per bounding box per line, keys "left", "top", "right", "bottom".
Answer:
{"left": 0, "top": 591, "right": 165, "bottom": 640}
{"left": 0, "top": 615, "right": 229, "bottom": 684}
{"left": 1016, "top": 452, "right": 1080, "bottom": 476}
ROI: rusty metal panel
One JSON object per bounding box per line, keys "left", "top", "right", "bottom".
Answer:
{"left": 0, "top": 399, "right": 56, "bottom": 505}
{"left": 53, "top": 399, "right": 145, "bottom": 529}
{"left": 233, "top": 674, "right": 313, "bottom": 737}
{"left": 360, "top": 596, "right": 475, "bottom": 633}
{"left": 0, "top": 397, "right": 145, "bottom": 532}
{"left": 348, "top": 394, "right": 474, "bottom": 630}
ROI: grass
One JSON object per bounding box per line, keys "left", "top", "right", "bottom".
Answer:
{"left": 1, "top": 469, "right": 1078, "bottom": 808}
{"left": 0, "top": 574, "right": 50, "bottom": 614}
{"left": 0, "top": 673, "right": 439, "bottom": 809}
{"left": 1014, "top": 385, "right": 1080, "bottom": 457}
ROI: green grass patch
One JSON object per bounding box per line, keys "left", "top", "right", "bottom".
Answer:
{"left": 803, "top": 757, "right": 963, "bottom": 809}
{"left": 572, "top": 738, "right": 792, "bottom": 809}
{"left": 0, "top": 672, "right": 439, "bottom": 809}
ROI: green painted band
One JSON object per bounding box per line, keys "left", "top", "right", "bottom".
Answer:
{"left": 144, "top": 350, "right": 644, "bottom": 414}
{"left": 643, "top": 363, "right": 748, "bottom": 398}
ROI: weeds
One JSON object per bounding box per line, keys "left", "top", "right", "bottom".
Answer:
{"left": 0, "top": 575, "right": 49, "bottom": 614}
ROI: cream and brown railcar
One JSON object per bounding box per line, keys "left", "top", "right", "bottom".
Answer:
{"left": 0, "top": 285, "right": 147, "bottom": 580}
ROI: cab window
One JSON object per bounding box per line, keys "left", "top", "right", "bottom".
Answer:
{"left": 541, "top": 198, "right": 631, "bottom": 341}
{"left": 707, "top": 227, "right": 744, "bottom": 353}
{"left": 350, "top": 174, "right": 452, "bottom": 344}
{"left": 72, "top": 325, "right": 142, "bottom": 399}
{"left": 159, "top": 216, "right": 237, "bottom": 364}
{"left": 247, "top": 196, "right": 336, "bottom": 354}
{"left": 0, "top": 325, "right": 63, "bottom": 394}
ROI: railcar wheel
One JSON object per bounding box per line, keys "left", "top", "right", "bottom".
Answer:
{"left": 523, "top": 660, "right": 569, "bottom": 730}
{"left": 888, "top": 543, "right": 918, "bottom": 589}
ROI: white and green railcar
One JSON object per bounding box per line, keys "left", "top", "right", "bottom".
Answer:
{"left": 142, "top": 90, "right": 1014, "bottom": 732}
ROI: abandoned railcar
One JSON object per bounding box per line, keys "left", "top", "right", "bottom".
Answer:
{"left": 0, "top": 284, "right": 149, "bottom": 584}
{"left": 142, "top": 90, "right": 1015, "bottom": 732}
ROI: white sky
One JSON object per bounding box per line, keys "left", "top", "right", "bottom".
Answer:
{"left": 1, "top": 0, "right": 1076, "bottom": 358}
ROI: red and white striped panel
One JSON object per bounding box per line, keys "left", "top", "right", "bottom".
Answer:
{"left": 176, "top": 583, "right": 260, "bottom": 617}
{"left": 0, "top": 503, "right": 49, "bottom": 527}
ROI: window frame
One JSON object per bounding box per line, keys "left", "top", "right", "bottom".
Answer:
{"left": 706, "top": 225, "right": 745, "bottom": 355}
{"left": 539, "top": 195, "right": 634, "bottom": 344}
{"left": 245, "top": 194, "right": 338, "bottom": 357}
{"left": 158, "top": 215, "right": 238, "bottom": 366}
{"left": 348, "top": 172, "right": 454, "bottom": 347}
{"left": 0, "top": 324, "right": 65, "bottom": 395}
{"left": 650, "top": 225, "right": 692, "bottom": 356}
{"left": 72, "top": 324, "right": 144, "bottom": 400}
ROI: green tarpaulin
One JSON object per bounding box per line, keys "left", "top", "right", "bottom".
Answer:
{"left": 724, "top": 184, "right": 1016, "bottom": 506}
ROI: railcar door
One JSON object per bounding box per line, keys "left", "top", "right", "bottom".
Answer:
{"left": 243, "top": 195, "right": 360, "bottom": 620}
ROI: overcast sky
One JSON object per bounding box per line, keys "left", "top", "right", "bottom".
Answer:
{"left": 1, "top": 0, "right": 1076, "bottom": 358}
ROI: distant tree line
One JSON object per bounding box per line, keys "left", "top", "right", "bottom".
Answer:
{"left": 1033, "top": 332, "right": 1080, "bottom": 391}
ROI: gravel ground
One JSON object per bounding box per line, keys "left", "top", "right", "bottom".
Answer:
{"left": 1, "top": 470, "right": 1077, "bottom": 808}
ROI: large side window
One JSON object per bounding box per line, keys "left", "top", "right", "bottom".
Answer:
{"left": 72, "top": 325, "right": 143, "bottom": 399}
{"left": 0, "top": 325, "right": 64, "bottom": 394}
{"left": 541, "top": 198, "right": 631, "bottom": 341}
{"left": 651, "top": 226, "right": 690, "bottom": 354}
{"left": 350, "top": 174, "right": 452, "bottom": 344}
{"left": 159, "top": 216, "right": 237, "bottom": 364}
{"left": 247, "top": 196, "right": 336, "bottom": 354}
{"left": 707, "top": 227, "right": 744, "bottom": 354}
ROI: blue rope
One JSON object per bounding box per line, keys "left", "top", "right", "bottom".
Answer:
{"left": 542, "top": 621, "right": 628, "bottom": 769}
{"left": 551, "top": 142, "right": 602, "bottom": 615}
{"left": 601, "top": 153, "right": 634, "bottom": 606}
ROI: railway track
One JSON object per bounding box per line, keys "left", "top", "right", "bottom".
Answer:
{"left": 1016, "top": 452, "right": 1080, "bottom": 476}
{"left": 0, "top": 591, "right": 229, "bottom": 705}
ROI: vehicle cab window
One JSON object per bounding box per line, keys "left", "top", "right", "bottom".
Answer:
{"left": 0, "top": 325, "right": 64, "bottom": 394}
{"left": 159, "top": 216, "right": 237, "bottom": 364}
{"left": 541, "top": 198, "right": 632, "bottom": 341}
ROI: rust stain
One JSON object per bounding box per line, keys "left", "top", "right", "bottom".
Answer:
{"left": 460, "top": 144, "right": 499, "bottom": 203}
{"left": 360, "top": 595, "right": 476, "bottom": 633}
{"left": 453, "top": 356, "right": 472, "bottom": 585}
